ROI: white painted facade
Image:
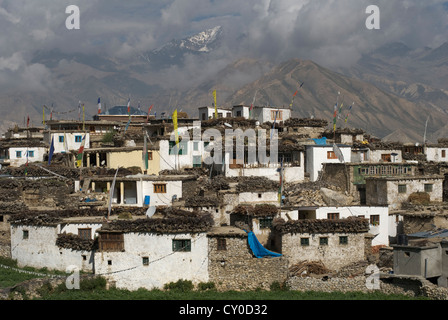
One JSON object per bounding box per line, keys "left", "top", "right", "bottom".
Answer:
{"left": 158, "top": 139, "right": 204, "bottom": 171}
{"left": 8, "top": 147, "right": 47, "bottom": 167}
{"left": 250, "top": 107, "right": 292, "bottom": 124}
{"left": 44, "top": 131, "right": 90, "bottom": 154}
{"left": 239, "top": 191, "right": 280, "bottom": 206}
{"left": 232, "top": 105, "right": 250, "bottom": 119}
{"left": 366, "top": 176, "right": 444, "bottom": 211}
{"left": 92, "top": 177, "right": 184, "bottom": 208}
{"left": 305, "top": 145, "right": 352, "bottom": 181}
{"left": 198, "top": 106, "right": 233, "bottom": 120}
{"left": 281, "top": 206, "right": 390, "bottom": 246}
{"left": 223, "top": 151, "right": 305, "bottom": 183}
{"left": 368, "top": 149, "right": 402, "bottom": 163}
{"left": 94, "top": 232, "right": 209, "bottom": 290}
{"left": 425, "top": 146, "right": 448, "bottom": 162}
{"left": 10, "top": 222, "right": 102, "bottom": 272}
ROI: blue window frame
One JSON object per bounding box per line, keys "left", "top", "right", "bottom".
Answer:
{"left": 59, "top": 136, "right": 64, "bottom": 143}
{"left": 16, "top": 151, "right": 22, "bottom": 158}
{"left": 75, "top": 135, "right": 82, "bottom": 143}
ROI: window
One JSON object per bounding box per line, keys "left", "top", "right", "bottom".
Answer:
{"left": 327, "top": 212, "right": 340, "bottom": 220}
{"left": 78, "top": 228, "right": 92, "bottom": 240}
{"left": 319, "top": 237, "right": 328, "bottom": 246}
{"left": 424, "top": 184, "right": 433, "bottom": 193}
{"left": 27, "top": 151, "right": 34, "bottom": 158}
{"left": 381, "top": 154, "right": 391, "bottom": 162}
{"left": 300, "top": 238, "right": 309, "bottom": 246}
{"left": 98, "top": 232, "right": 124, "bottom": 252}
{"left": 327, "top": 151, "right": 338, "bottom": 159}
{"left": 193, "top": 142, "right": 199, "bottom": 151}
{"left": 271, "top": 110, "right": 282, "bottom": 120}
{"left": 142, "top": 257, "right": 149, "bottom": 266}
{"left": 236, "top": 111, "right": 242, "bottom": 117}
{"left": 172, "top": 239, "right": 191, "bottom": 252}
{"left": 339, "top": 236, "right": 348, "bottom": 245}
{"left": 217, "top": 238, "right": 227, "bottom": 251}
{"left": 442, "top": 150, "right": 446, "bottom": 158}
{"left": 154, "top": 183, "right": 167, "bottom": 193}
{"left": 148, "top": 152, "right": 153, "bottom": 161}
{"left": 193, "top": 156, "right": 202, "bottom": 168}
{"left": 398, "top": 184, "right": 407, "bottom": 193}
{"left": 16, "top": 151, "right": 22, "bottom": 158}
{"left": 23, "top": 230, "right": 29, "bottom": 239}
{"left": 59, "top": 136, "right": 64, "bottom": 143}
{"left": 169, "top": 141, "right": 188, "bottom": 155}
{"left": 370, "top": 215, "right": 380, "bottom": 226}
{"left": 82, "top": 255, "right": 87, "bottom": 261}
{"left": 75, "top": 135, "right": 82, "bottom": 142}
{"left": 259, "top": 217, "right": 273, "bottom": 229}
{"left": 108, "top": 260, "right": 112, "bottom": 265}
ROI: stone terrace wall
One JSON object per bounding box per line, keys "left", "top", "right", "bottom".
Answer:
{"left": 208, "top": 235, "right": 288, "bottom": 291}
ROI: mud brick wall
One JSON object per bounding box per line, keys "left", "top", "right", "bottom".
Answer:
{"left": 208, "top": 235, "right": 289, "bottom": 291}
{"left": 0, "top": 214, "right": 11, "bottom": 258}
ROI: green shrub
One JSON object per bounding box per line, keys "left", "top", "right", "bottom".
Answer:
{"left": 270, "top": 281, "right": 290, "bottom": 291}
{"left": 197, "top": 282, "right": 216, "bottom": 291}
{"left": 163, "top": 279, "right": 194, "bottom": 292}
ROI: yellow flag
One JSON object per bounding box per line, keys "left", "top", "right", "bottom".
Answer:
{"left": 213, "top": 90, "right": 217, "bottom": 118}
{"left": 173, "top": 109, "right": 179, "bottom": 146}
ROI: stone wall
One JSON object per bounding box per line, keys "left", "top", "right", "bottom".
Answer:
{"left": 208, "top": 235, "right": 289, "bottom": 291}
{"left": 287, "top": 274, "right": 448, "bottom": 299}
{"left": 280, "top": 232, "right": 367, "bottom": 271}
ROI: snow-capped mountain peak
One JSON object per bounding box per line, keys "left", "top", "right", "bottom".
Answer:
{"left": 141, "top": 26, "right": 223, "bottom": 68}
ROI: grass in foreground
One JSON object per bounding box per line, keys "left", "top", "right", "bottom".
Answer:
{"left": 0, "top": 257, "right": 429, "bottom": 301}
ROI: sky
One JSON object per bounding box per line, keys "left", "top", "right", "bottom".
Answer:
{"left": 0, "top": 0, "right": 447, "bottom": 93}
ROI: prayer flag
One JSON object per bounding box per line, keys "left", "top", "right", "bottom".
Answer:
{"left": 48, "top": 137, "right": 54, "bottom": 165}
{"left": 97, "top": 97, "right": 101, "bottom": 114}
{"left": 213, "top": 90, "right": 217, "bottom": 118}
{"left": 173, "top": 109, "right": 179, "bottom": 146}
{"left": 76, "top": 134, "right": 86, "bottom": 168}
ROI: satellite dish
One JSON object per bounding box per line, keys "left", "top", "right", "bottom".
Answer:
{"left": 146, "top": 206, "right": 156, "bottom": 218}
{"left": 224, "top": 123, "right": 232, "bottom": 128}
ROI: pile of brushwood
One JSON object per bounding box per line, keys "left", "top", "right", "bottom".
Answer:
{"left": 102, "top": 208, "right": 214, "bottom": 234}
{"left": 272, "top": 217, "right": 370, "bottom": 234}
{"left": 232, "top": 204, "right": 278, "bottom": 217}
{"left": 56, "top": 233, "right": 97, "bottom": 251}
{"left": 289, "top": 260, "right": 331, "bottom": 277}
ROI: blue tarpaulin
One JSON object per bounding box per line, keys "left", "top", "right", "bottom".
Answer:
{"left": 312, "top": 137, "right": 327, "bottom": 145}
{"left": 246, "top": 231, "right": 282, "bottom": 258}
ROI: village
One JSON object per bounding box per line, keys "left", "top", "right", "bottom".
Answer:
{"left": 1, "top": 103, "right": 448, "bottom": 299}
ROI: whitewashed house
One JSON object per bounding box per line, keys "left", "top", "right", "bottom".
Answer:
{"left": 95, "top": 226, "right": 210, "bottom": 290}
{"left": 44, "top": 131, "right": 90, "bottom": 154}
{"left": 10, "top": 216, "right": 102, "bottom": 272}
{"left": 198, "top": 106, "right": 233, "bottom": 121}
{"left": 232, "top": 105, "right": 292, "bottom": 124}
{"left": 425, "top": 143, "right": 448, "bottom": 163}
{"left": 305, "top": 144, "right": 352, "bottom": 181}
{"left": 366, "top": 176, "right": 444, "bottom": 211}
{"left": 88, "top": 175, "right": 194, "bottom": 209}
{"left": 158, "top": 139, "right": 204, "bottom": 171}
{"left": 366, "top": 143, "right": 403, "bottom": 163}
{"left": 281, "top": 206, "right": 390, "bottom": 246}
